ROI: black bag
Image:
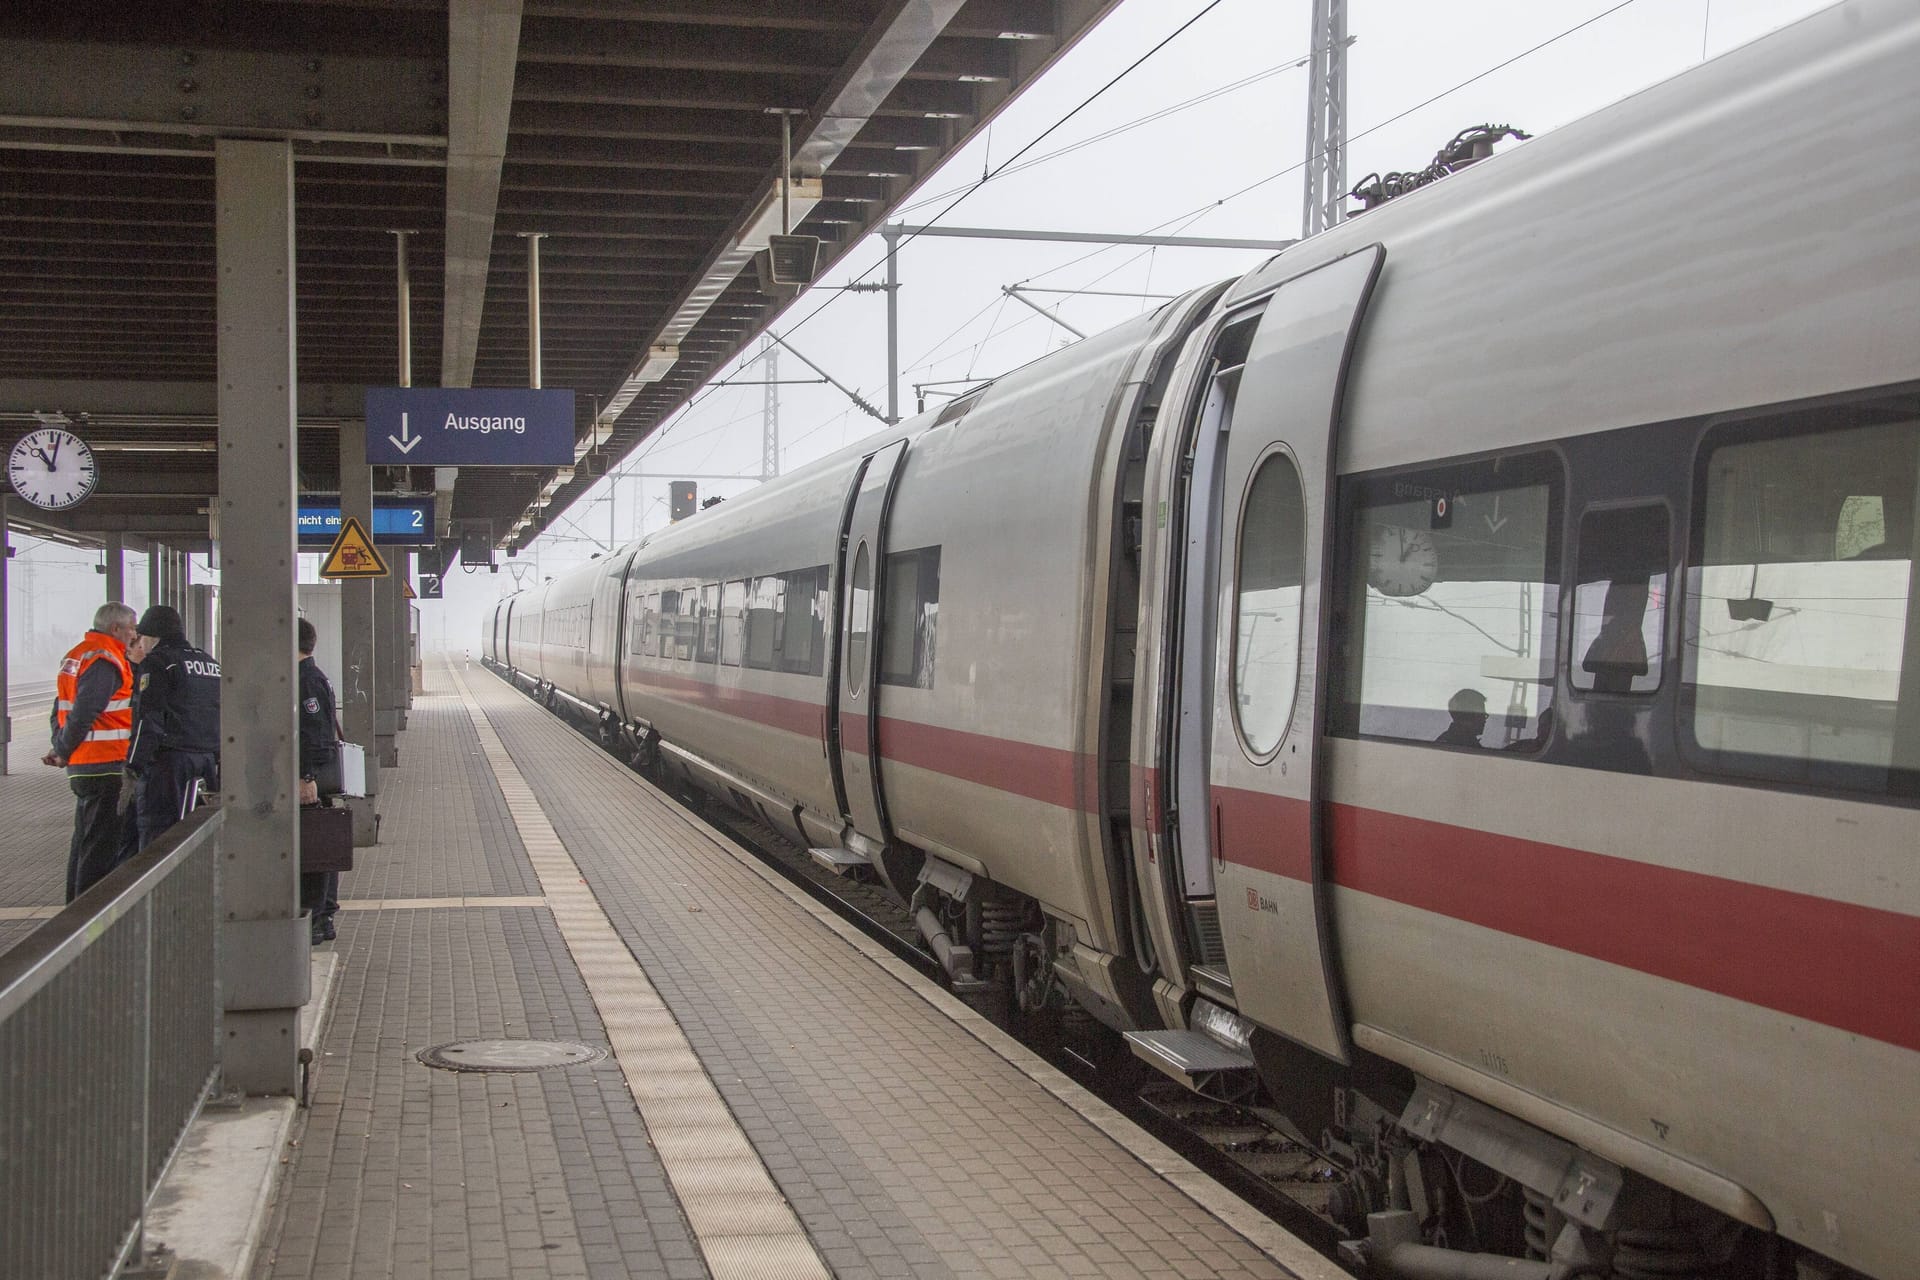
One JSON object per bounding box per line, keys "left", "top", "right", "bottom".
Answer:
{"left": 300, "top": 805, "right": 354, "bottom": 873}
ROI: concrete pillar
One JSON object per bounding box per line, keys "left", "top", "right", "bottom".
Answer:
{"left": 213, "top": 138, "right": 307, "bottom": 1097}
{"left": 104, "top": 532, "right": 124, "bottom": 602}
{"left": 374, "top": 567, "right": 399, "bottom": 767}
{"left": 1, "top": 496, "right": 9, "bottom": 776}
{"left": 389, "top": 552, "right": 405, "bottom": 729}
{"left": 339, "top": 421, "right": 379, "bottom": 809}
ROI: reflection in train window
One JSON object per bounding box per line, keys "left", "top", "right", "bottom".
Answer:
{"left": 743, "top": 576, "right": 785, "bottom": 670}
{"left": 654, "top": 589, "right": 679, "bottom": 658}
{"left": 1683, "top": 397, "right": 1918, "bottom": 795}
{"left": 1339, "top": 451, "right": 1563, "bottom": 750}
{"left": 847, "top": 543, "right": 872, "bottom": 695}
{"left": 1571, "top": 506, "right": 1668, "bottom": 694}
{"left": 631, "top": 591, "right": 657, "bottom": 657}
{"left": 1233, "top": 452, "right": 1306, "bottom": 756}
{"left": 697, "top": 584, "right": 720, "bottom": 663}
{"left": 882, "top": 547, "right": 941, "bottom": 688}
{"left": 781, "top": 566, "right": 829, "bottom": 676}
{"left": 720, "top": 580, "right": 748, "bottom": 666}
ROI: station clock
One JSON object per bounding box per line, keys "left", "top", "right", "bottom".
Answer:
{"left": 8, "top": 426, "right": 98, "bottom": 511}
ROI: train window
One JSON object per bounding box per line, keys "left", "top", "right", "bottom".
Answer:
{"left": 881, "top": 547, "right": 941, "bottom": 688}
{"left": 780, "top": 566, "right": 829, "bottom": 676}
{"left": 744, "top": 576, "right": 785, "bottom": 670}
{"left": 1682, "top": 395, "right": 1919, "bottom": 795}
{"left": 720, "top": 580, "right": 748, "bottom": 666}
{"left": 652, "top": 590, "right": 675, "bottom": 658}
{"left": 1233, "top": 452, "right": 1306, "bottom": 757}
{"left": 1571, "top": 506, "right": 1668, "bottom": 695}
{"left": 697, "top": 584, "right": 720, "bottom": 663}
{"left": 847, "top": 543, "right": 872, "bottom": 695}
{"left": 630, "top": 592, "right": 656, "bottom": 657}
{"left": 1337, "top": 450, "right": 1563, "bottom": 750}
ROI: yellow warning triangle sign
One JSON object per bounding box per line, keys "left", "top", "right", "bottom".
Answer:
{"left": 319, "top": 516, "right": 390, "bottom": 579}
{"left": 402, "top": 577, "right": 416, "bottom": 599}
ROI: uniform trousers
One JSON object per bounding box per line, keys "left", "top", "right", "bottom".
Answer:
{"left": 66, "top": 772, "right": 127, "bottom": 902}
{"left": 138, "top": 750, "right": 219, "bottom": 850}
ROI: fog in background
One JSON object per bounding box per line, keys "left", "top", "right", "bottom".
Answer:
{"left": 8, "top": 0, "right": 1836, "bottom": 693}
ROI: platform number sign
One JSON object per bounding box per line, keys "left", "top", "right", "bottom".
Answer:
{"left": 9, "top": 426, "right": 98, "bottom": 511}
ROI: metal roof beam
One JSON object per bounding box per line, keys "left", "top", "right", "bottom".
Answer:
{"left": 0, "top": 380, "right": 367, "bottom": 417}
{"left": 0, "top": 39, "right": 445, "bottom": 145}
{"left": 524, "top": 1, "right": 872, "bottom": 32}
{"left": 517, "top": 20, "right": 846, "bottom": 74}
{"left": 441, "top": 0, "right": 525, "bottom": 391}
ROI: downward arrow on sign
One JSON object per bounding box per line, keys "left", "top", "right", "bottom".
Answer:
{"left": 389, "top": 411, "right": 421, "bottom": 455}
{"left": 1483, "top": 495, "right": 1508, "bottom": 535}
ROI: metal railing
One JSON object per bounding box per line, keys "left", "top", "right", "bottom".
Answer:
{"left": 0, "top": 806, "right": 223, "bottom": 1279}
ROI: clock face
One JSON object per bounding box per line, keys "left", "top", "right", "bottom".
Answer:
{"left": 1368, "top": 524, "right": 1440, "bottom": 598}
{"left": 9, "top": 428, "right": 98, "bottom": 511}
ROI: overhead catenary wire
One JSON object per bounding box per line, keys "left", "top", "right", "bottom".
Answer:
{"left": 543, "top": 0, "right": 1649, "bottom": 554}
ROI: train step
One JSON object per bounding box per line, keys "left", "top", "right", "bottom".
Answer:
{"left": 1124, "top": 1030, "right": 1259, "bottom": 1104}
{"left": 809, "top": 846, "right": 872, "bottom": 877}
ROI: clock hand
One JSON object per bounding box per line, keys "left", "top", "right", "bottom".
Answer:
{"left": 46, "top": 436, "right": 60, "bottom": 469}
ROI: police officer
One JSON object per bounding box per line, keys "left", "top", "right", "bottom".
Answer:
{"left": 45, "top": 602, "right": 139, "bottom": 901}
{"left": 297, "top": 617, "right": 342, "bottom": 942}
{"left": 127, "top": 605, "right": 221, "bottom": 849}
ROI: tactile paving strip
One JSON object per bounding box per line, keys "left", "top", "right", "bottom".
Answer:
{"left": 450, "top": 665, "right": 831, "bottom": 1280}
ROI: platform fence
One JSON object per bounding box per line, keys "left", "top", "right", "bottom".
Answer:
{"left": 0, "top": 806, "right": 223, "bottom": 1279}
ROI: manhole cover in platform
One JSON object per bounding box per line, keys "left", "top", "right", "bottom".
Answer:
{"left": 418, "top": 1039, "right": 606, "bottom": 1073}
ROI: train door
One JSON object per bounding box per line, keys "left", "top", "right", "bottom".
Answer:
{"left": 826, "top": 439, "right": 910, "bottom": 884}
{"left": 1198, "top": 244, "right": 1381, "bottom": 1061}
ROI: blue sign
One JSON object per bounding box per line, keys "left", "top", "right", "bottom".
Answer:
{"left": 365, "top": 387, "right": 576, "bottom": 466}
{"left": 298, "top": 497, "right": 436, "bottom": 546}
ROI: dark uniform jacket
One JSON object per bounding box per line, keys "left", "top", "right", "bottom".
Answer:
{"left": 128, "top": 637, "right": 222, "bottom": 770}
{"left": 298, "top": 655, "right": 340, "bottom": 777}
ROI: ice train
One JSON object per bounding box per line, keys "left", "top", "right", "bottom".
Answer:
{"left": 486, "top": 5, "right": 1920, "bottom": 1276}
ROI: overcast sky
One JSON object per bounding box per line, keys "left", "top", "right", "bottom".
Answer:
{"left": 9, "top": 0, "right": 1843, "bottom": 678}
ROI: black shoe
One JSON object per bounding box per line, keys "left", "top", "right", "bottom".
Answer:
{"left": 319, "top": 917, "right": 337, "bottom": 942}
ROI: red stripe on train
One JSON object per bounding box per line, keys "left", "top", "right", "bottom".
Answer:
{"left": 1327, "top": 804, "right": 1920, "bottom": 1055}
{"left": 854, "top": 713, "right": 1094, "bottom": 811}
{"left": 619, "top": 684, "right": 1920, "bottom": 1052}
{"left": 625, "top": 667, "right": 824, "bottom": 741}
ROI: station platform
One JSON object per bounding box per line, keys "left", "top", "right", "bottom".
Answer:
{"left": 4, "top": 661, "right": 1337, "bottom": 1280}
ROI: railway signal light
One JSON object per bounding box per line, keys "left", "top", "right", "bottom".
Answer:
{"left": 670, "top": 482, "right": 698, "bottom": 522}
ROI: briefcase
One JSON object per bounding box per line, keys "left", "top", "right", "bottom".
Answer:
{"left": 300, "top": 805, "right": 355, "bottom": 874}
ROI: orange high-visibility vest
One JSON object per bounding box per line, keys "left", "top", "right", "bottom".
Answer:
{"left": 56, "top": 631, "right": 134, "bottom": 771}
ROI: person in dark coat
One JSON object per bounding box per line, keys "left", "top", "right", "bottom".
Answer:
{"left": 297, "top": 617, "right": 343, "bottom": 943}
{"left": 1435, "top": 688, "right": 1489, "bottom": 748}
{"left": 127, "top": 605, "right": 221, "bottom": 850}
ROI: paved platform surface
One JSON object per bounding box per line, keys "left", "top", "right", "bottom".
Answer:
{"left": 0, "top": 750, "right": 81, "bottom": 953}
{"left": 0, "top": 661, "right": 1329, "bottom": 1279}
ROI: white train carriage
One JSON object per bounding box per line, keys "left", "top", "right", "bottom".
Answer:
{"left": 488, "top": 4, "right": 1919, "bottom": 1275}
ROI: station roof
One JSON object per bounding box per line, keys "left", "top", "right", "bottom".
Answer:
{"left": 0, "top": 0, "right": 1118, "bottom": 561}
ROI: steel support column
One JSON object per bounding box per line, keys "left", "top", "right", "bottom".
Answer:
{"left": 1302, "top": 0, "right": 1349, "bottom": 238}
{"left": 213, "top": 137, "right": 308, "bottom": 1097}
{"left": 104, "top": 532, "right": 124, "bottom": 602}
{"left": 147, "top": 546, "right": 160, "bottom": 614}
{"left": 1, "top": 496, "right": 9, "bottom": 775}
{"left": 884, "top": 224, "right": 900, "bottom": 424}
{"left": 374, "top": 569, "right": 399, "bottom": 767}
{"left": 339, "top": 423, "right": 379, "bottom": 803}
